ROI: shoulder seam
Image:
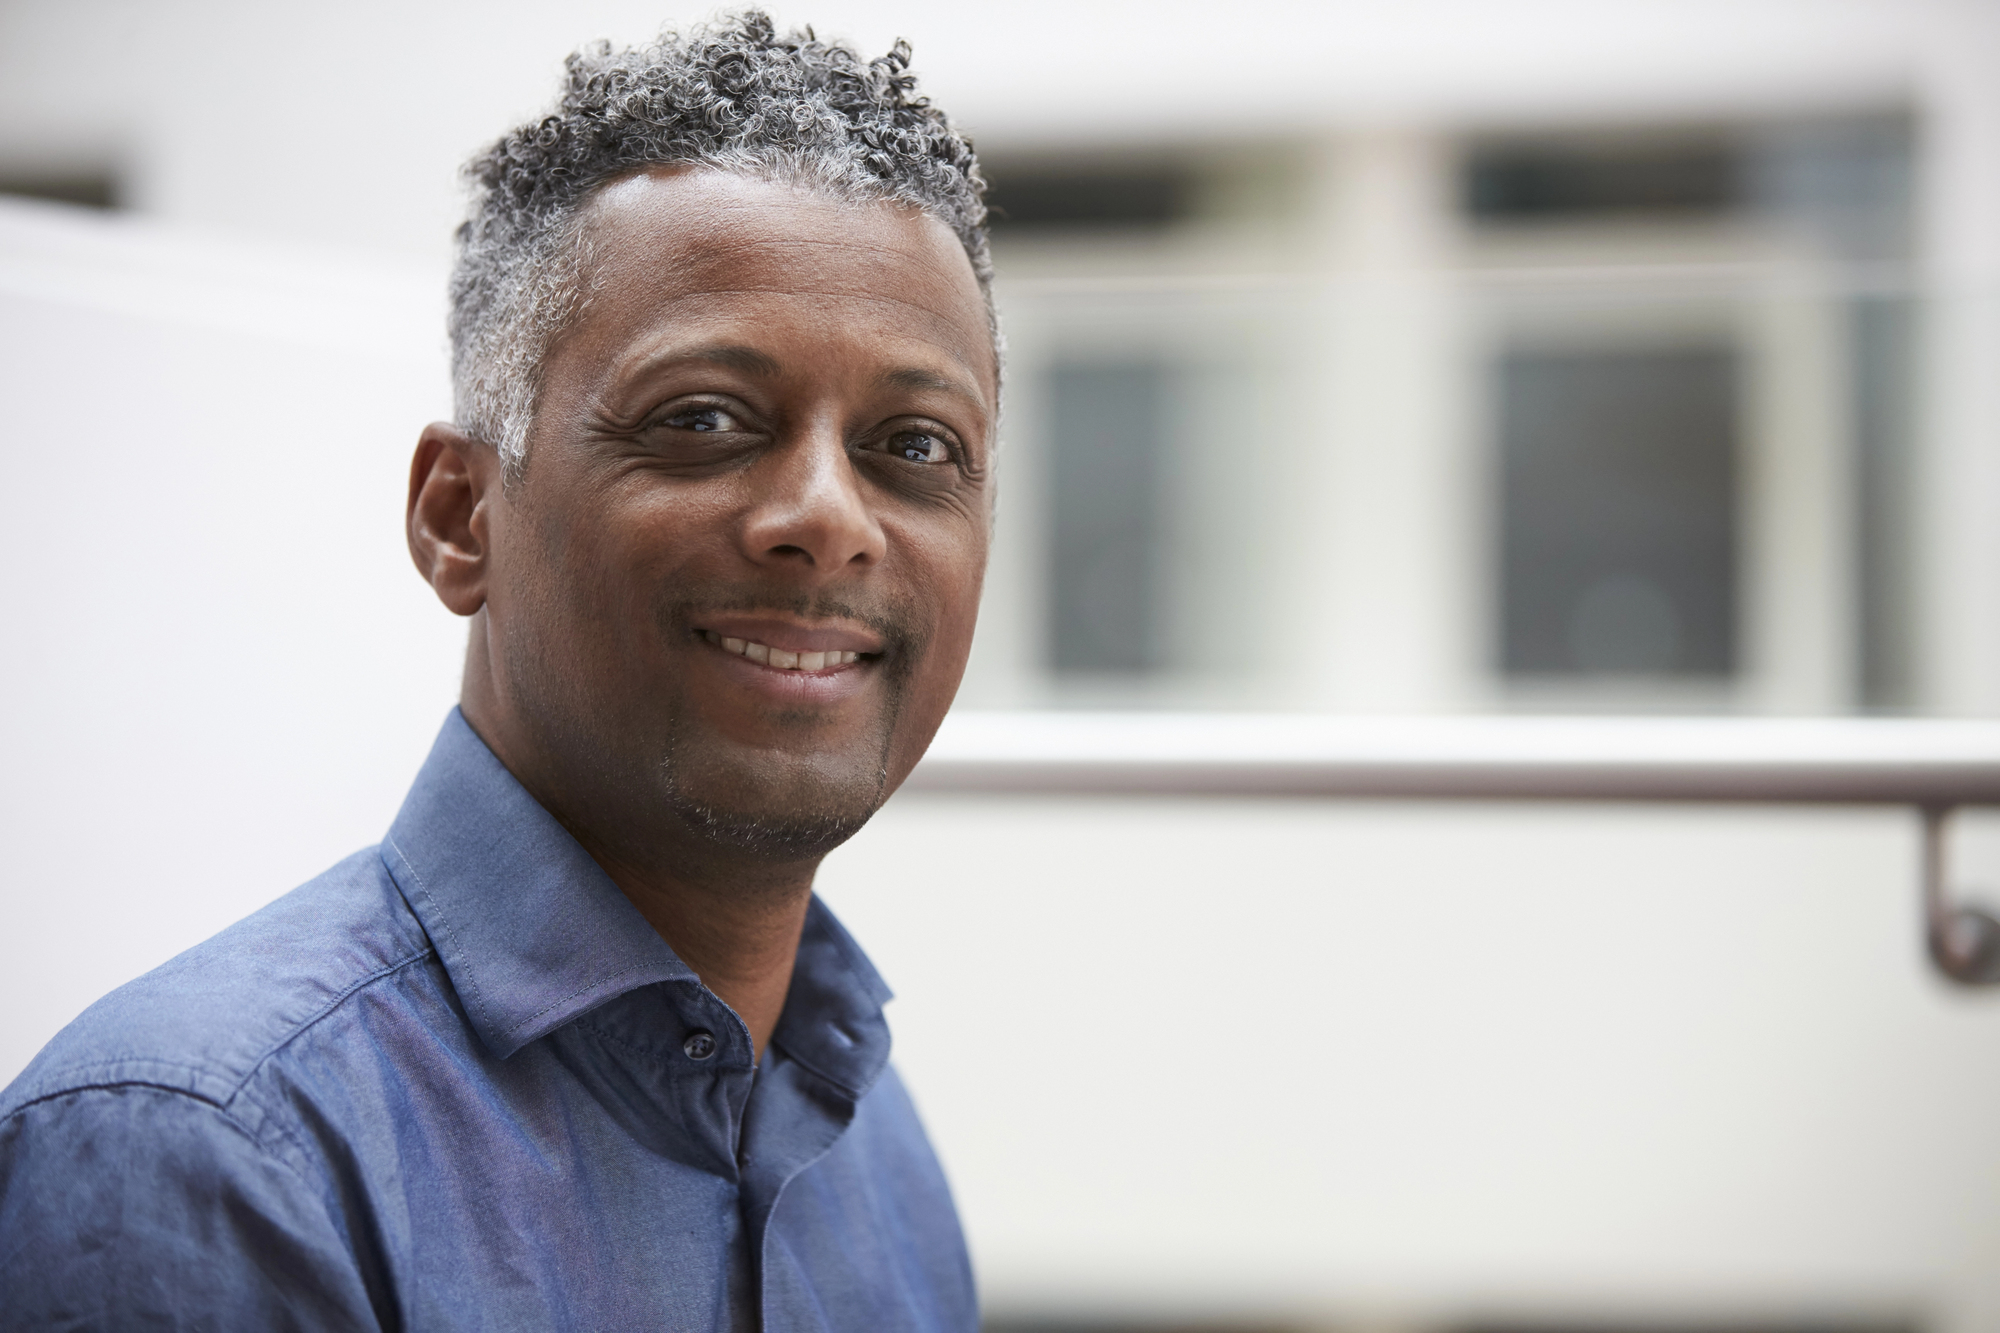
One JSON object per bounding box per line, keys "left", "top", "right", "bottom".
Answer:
{"left": 0, "top": 947, "right": 435, "bottom": 1132}
{"left": 1, "top": 1073, "right": 231, "bottom": 1123}
{"left": 0, "top": 1079, "right": 349, "bottom": 1205}
{"left": 229, "top": 946, "right": 435, "bottom": 1104}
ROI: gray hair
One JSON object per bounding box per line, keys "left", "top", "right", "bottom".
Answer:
{"left": 448, "top": 10, "right": 993, "bottom": 476}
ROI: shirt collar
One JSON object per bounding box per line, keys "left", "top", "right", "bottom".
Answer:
{"left": 774, "top": 896, "right": 895, "bottom": 1099}
{"left": 381, "top": 709, "right": 894, "bottom": 1083}
{"left": 382, "top": 708, "right": 695, "bottom": 1059}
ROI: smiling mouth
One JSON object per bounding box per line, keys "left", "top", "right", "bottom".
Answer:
{"left": 701, "top": 630, "right": 872, "bottom": 672}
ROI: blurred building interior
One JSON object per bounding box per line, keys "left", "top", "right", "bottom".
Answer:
{"left": 969, "top": 113, "right": 1924, "bottom": 715}
{"left": 4, "top": 1, "right": 2000, "bottom": 1331}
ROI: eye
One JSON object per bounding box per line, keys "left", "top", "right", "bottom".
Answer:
{"left": 660, "top": 404, "right": 744, "bottom": 433}
{"left": 888, "top": 428, "right": 952, "bottom": 464}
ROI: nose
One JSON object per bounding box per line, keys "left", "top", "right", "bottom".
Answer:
{"left": 738, "top": 425, "right": 887, "bottom": 577}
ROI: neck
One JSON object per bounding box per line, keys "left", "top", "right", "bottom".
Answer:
{"left": 579, "top": 838, "right": 817, "bottom": 1061}
{"left": 459, "top": 651, "right": 819, "bottom": 1060}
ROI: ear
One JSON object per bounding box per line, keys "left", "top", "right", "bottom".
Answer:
{"left": 407, "top": 422, "right": 499, "bottom": 617}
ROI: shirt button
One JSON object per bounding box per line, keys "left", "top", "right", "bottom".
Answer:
{"left": 683, "top": 1029, "right": 717, "bottom": 1061}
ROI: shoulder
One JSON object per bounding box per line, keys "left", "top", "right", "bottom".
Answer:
{"left": 0, "top": 847, "right": 432, "bottom": 1122}
{"left": 0, "top": 1080, "right": 384, "bottom": 1325}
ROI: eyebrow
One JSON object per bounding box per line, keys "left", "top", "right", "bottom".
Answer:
{"left": 877, "top": 365, "right": 986, "bottom": 410}
{"left": 678, "top": 343, "right": 783, "bottom": 377}
{"left": 620, "top": 342, "right": 987, "bottom": 417}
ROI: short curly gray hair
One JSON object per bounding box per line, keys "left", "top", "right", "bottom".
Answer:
{"left": 449, "top": 10, "right": 993, "bottom": 476}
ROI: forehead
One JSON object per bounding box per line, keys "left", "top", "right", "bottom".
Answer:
{"left": 569, "top": 167, "right": 994, "bottom": 390}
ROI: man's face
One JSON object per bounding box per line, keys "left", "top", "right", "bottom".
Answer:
{"left": 470, "top": 168, "right": 995, "bottom": 863}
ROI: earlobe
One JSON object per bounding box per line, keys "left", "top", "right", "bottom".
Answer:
{"left": 408, "top": 422, "right": 496, "bottom": 617}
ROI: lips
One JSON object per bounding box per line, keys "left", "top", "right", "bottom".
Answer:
{"left": 689, "top": 610, "right": 888, "bottom": 680}
{"left": 701, "top": 630, "right": 865, "bottom": 672}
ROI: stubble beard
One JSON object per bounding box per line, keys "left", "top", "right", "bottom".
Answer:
{"left": 653, "top": 713, "right": 897, "bottom": 861}
{"left": 650, "top": 592, "right": 923, "bottom": 864}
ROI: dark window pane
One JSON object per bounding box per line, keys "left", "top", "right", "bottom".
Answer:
{"left": 1048, "top": 361, "right": 1166, "bottom": 674}
{"left": 1744, "top": 114, "right": 1913, "bottom": 261}
{"left": 987, "top": 168, "right": 1188, "bottom": 230}
{"left": 1852, "top": 294, "right": 1918, "bottom": 708}
{"left": 1466, "top": 139, "right": 1737, "bottom": 220}
{"left": 1499, "top": 348, "right": 1739, "bottom": 677}
{"left": 0, "top": 172, "right": 119, "bottom": 210}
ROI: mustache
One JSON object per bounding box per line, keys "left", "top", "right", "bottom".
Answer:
{"left": 655, "top": 584, "right": 925, "bottom": 663}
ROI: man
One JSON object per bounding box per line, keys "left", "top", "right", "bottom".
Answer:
{"left": 0, "top": 13, "right": 994, "bottom": 1329}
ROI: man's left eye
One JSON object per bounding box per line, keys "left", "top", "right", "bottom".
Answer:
{"left": 664, "top": 406, "right": 740, "bottom": 433}
{"left": 890, "top": 431, "right": 950, "bottom": 464}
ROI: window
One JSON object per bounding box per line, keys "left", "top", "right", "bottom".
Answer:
{"left": 1465, "top": 134, "right": 1737, "bottom": 220}
{"left": 1498, "top": 347, "right": 1740, "bottom": 678}
{"left": 1046, "top": 360, "right": 1170, "bottom": 676}
{"left": 0, "top": 170, "right": 119, "bottom": 210}
{"left": 985, "top": 163, "right": 1192, "bottom": 231}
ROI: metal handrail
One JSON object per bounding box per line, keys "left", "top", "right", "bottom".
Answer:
{"left": 907, "top": 713, "right": 2000, "bottom": 985}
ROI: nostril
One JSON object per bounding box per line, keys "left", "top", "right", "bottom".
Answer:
{"left": 767, "top": 543, "right": 812, "bottom": 562}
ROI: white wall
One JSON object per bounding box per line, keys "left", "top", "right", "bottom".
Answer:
{"left": 0, "top": 0, "right": 1955, "bottom": 266}
{"left": 820, "top": 796, "right": 2000, "bottom": 1329}
{"left": 0, "top": 200, "right": 463, "bottom": 1082}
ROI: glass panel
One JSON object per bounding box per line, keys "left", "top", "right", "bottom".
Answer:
{"left": 1047, "top": 359, "right": 1168, "bottom": 676}
{"left": 1851, "top": 293, "right": 1919, "bottom": 709}
{"left": 1497, "top": 346, "right": 1740, "bottom": 678}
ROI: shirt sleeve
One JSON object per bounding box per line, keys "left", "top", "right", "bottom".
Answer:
{"left": 0, "top": 1082, "right": 384, "bottom": 1329}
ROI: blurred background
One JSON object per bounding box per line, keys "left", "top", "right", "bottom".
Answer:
{"left": 4, "top": 0, "right": 2000, "bottom": 1329}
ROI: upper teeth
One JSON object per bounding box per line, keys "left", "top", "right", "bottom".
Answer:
{"left": 704, "top": 631, "right": 863, "bottom": 672}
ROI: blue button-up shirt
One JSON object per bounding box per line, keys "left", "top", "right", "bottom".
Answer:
{"left": 0, "top": 711, "right": 976, "bottom": 1330}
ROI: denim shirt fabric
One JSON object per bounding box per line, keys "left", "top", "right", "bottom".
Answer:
{"left": 0, "top": 710, "right": 976, "bottom": 1331}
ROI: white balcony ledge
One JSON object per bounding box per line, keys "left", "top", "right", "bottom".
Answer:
{"left": 909, "top": 712, "right": 2000, "bottom": 806}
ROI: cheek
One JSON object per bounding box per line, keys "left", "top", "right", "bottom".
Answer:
{"left": 900, "top": 519, "right": 990, "bottom": 677}
{"left": 519, "top": 500, "right": 605, "bottom": 618}
{"left": 534, "top": 485, "right": 718, "bottom": 616}
{"left": 489, "top": 488, "right": 642, "bottom": 666}
{"left": 934, "top": 560, "right": 986, "bottom": 656}
{"left": 882, "top": 531, "right": 985, "bottom": 786}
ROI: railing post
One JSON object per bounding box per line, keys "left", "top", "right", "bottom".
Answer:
{"left": 1922, "top": 804, "right": 2000, "bottom": 984}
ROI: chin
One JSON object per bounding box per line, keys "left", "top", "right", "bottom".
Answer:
{"left": 657, "top": 742, "right": 891, "bottom": 863}
{"left": 666, "top": 795, "right": 876, "bottom": 862}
